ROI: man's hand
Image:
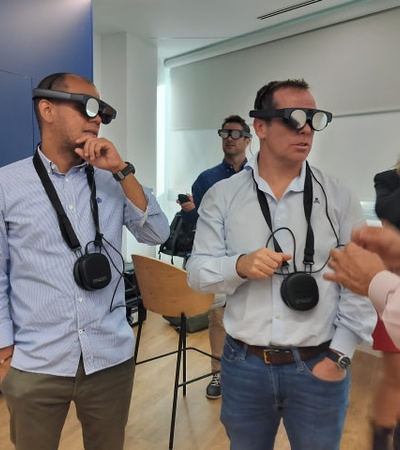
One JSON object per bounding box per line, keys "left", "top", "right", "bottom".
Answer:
{"left": 324, "top": 242, "right": 385, "bottom": 296}
{"left": 236, "top": 248, "right": 292, "bottom": 279}
{"left": 75, "top": 136, "right": 125, "bottom": 173}
{"left": 352, "top": 223, "right": 400, "bottom": 272}
{"left": 176, "top": 193, "right": 196, "bottom": 212}
{"left": 0, "top": 345, "right": 14, "bottom": 383}
{"left": 75, "top": 136, "right": 148, "bottom": 211}
{"left": 312, "top": 357, "right": 347, "bottom": 381}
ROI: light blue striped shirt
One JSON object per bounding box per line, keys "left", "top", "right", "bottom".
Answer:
{"left": 0, "top": 150, "right": 169, "bottom": 376}
{"left": 187, "top": 153, "right": 377, "bottom": 358}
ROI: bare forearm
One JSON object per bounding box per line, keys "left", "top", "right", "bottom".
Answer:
{"left": 119, "top": 173, "right": 147, "bottom": 211}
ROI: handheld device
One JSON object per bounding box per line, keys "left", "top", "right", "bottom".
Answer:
{"left": 178, "top": 194, "right": 191, "bottom": 204}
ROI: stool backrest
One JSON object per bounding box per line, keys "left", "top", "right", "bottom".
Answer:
{"left": 132, "top": 254, "right": 214, "bottom": 318}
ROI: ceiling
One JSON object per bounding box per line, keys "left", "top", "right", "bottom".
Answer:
{"left": 92, "top": 0, "right": 369, "bottom": 60}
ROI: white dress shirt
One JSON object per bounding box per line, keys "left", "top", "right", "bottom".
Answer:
{"left": 187, "top": 153, "right": 377, "bottom": 357}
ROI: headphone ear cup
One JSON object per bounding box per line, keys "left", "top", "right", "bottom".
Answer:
{"left": 73, "top": 253, "right": 112, "bottom": 291}
{"left": 280, "top": 272, "right": 319, "bottom": 311}
{"left": 74, "top": 255, "right": 86, "bottom": 290}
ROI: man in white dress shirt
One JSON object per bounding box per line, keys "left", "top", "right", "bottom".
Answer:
{"left": 187, "top": 79, "right": 377, "bottom": 450}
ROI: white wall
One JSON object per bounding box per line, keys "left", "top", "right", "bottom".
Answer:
{"left": 94, "top": 32, "right": 159, "bottom": 259}
{"left": 167, "top": 7, "right": 400, "bottom": 207}
{"left": 94, "top": 6, "right": 400, "bottom": 259}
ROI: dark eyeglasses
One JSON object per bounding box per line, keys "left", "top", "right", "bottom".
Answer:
{"left": 218, "top": 129, "right": 252, "bottom": 140}
{"left": 249, "top": 108, "right": 332, "bottom": 131}
{"left": 32, "top": 88, "right": 117, "bottom": 125}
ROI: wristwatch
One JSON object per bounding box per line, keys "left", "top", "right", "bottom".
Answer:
{"left": 113, "top": 162, "right": 135, "bottom": 181}
{"left": 326, "top": 349, "right": 351, "bottom": 370}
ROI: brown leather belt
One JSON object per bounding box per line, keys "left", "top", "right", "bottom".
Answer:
{"left": 231, "top": 337, "right": 331, "bottom": 365}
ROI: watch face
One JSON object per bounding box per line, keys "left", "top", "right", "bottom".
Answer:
{"left": 113, "top": 162, "right": 135, "bottom": 181}
{"left": 338, "top": 355, "right": 351, "bottom": 369}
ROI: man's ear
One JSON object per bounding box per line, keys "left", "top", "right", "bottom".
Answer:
{"left": 38, "top": 99, "right": 55, "bottom": 124}
{"left": 253, "top": 118, "right": 268, "bottom": 139}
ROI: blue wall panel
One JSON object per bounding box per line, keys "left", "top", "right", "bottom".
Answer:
{"left": 0, "top": 72, "right": 34, "bottom": 167}
{"left": 0, "top": 0, "right": 93, "bottom": 167}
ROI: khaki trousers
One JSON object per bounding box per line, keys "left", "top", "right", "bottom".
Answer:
{"left": 1, "top": 357, "right": 135, "bottom": 450}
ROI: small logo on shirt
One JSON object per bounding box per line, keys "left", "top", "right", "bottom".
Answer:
{"left": 314, "top": 197, "right": 320, "bottom": 204}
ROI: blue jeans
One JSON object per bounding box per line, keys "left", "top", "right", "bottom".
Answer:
{"left": 220, "top": 335, "right": 350, "bottom": 450}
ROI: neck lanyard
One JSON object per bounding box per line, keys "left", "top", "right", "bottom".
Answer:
{"left": 32, "top": 149, "right": 103, "bottom": 253}
{"left": 254, "top": 161, "right": 315, "bottom": 271}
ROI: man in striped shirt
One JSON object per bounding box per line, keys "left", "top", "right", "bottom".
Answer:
{"left": 0, "top": 72, "right": 169, "bottom": 450}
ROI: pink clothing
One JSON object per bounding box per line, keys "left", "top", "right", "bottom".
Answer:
{"left": 369, "top": 270, "right": 400, "bottom": 350}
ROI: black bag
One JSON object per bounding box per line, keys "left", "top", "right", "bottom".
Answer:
{"left": 159, "top": 212, "right": 196, "bottom": 261}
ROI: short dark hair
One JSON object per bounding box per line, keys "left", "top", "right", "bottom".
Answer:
{"left": 221, "top": 115, "right": 251, "bottom": 134}
{"left": 253, "top": 79, "right": 310, "bottom": 123}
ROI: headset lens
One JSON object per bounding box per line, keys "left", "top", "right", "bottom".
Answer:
{"left": 98, "top": 105, "right": 115, "bottom": 125}
{"left": 311, "top": 111, "right": 329, "bottom": 131}
{"left": 84, "top": 98, "right": 115, "bottom": 124}
{"left": 288, "top": 109, "right": 306, "bottom": 129}
{"left": 218, "top": 129, "right": 246, "bottom": 140}
{"left": 86, "top": 97, "right": 100, "bottom": 118}
{"left": 287, "top": 109, "right": 331, "bottom": 131}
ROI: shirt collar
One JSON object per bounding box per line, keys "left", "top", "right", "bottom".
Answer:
{"left": 246, "top": 151, "right": 307, "bottom": 194}
{"left": 36, "top": 145, "right": 88, "bottom": 175}
{"left": 222, "top": 157, "right": 248, "bottom": 172}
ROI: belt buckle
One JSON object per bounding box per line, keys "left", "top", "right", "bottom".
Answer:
{"left": 263, "top": 349, "right": 279, "bottom": 364}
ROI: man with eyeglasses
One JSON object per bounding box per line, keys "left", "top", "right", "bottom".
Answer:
{"left": 0, "top": 72, "right": 169, "bottom": 450}
{"left": 187, "top": 79, "right": 376, "bottom": 449}
{"left": 178, "top": 115, "right": 251, "bottom": 399}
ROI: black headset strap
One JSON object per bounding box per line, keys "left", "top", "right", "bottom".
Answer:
{"left": 84, "top": 164, "right": 103, "bottom": 246}
{"left": 303, "top": 162, "right": 315, "bottom": 267}
{"left": 253, "top": 161, "right": 315, "bottom": 269}
{"left": 33, "top": 149, "right": 102, "bottom": 252}
{"left": 255, "top": 187, "right": 284, "bottom": 252}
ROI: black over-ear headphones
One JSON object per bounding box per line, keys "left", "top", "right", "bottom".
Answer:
{"left": 280, "top": 272, "right": 319, "bottom": 311}
{"left": 73, "top": 244, "right": 112, "bottom": 291}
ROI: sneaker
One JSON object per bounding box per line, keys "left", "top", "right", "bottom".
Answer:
{"left": 206, "top": 372, "right": 221, "bottom": 399}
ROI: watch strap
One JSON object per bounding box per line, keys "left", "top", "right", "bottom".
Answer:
{"left": 326, "top": 349, "right": 351, "bottom": 369}
{"left": 113, "top": 162, "right": 135, "bottom": 181}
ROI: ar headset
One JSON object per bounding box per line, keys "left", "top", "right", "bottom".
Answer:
{"left": 253, "top": 161, "right": 336, "bottom": 311}
{"left": 33, "top": 149, "right": 111, "bottom": 291}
